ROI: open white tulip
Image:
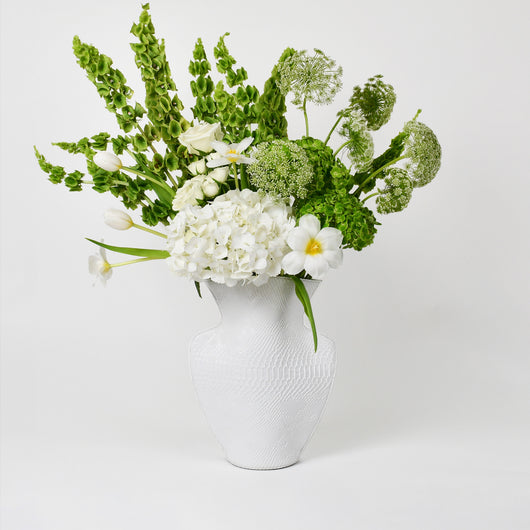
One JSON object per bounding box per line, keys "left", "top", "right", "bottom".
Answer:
{"left": 93, "top": 152, "right": 123, "bottom": 172}
{"left": 282, "top": 214, "right": 343, "bottom": 279}
{"left": 206, "top": 137, "right": 254, "bottom": 168}
{"left": 104, "top": 209, "right": 133, "bottom": 230}
{"left": 88, "top": 247, "right": 112, "bottom": 285}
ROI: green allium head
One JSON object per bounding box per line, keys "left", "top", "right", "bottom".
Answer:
{"left": 349, "top": 75, "right": 396, "bottom": 131}
{"left": 248, "top": 140, "right": 314, "bottom": 199}
{"left": 297, "top": 188, "right": 378, "bottom": 251}
{"left": 403, "top": 120, "right": 442, "bottom": 187}
{"left": 376, "top": 168, "right": 413, "bottom": 214}
{"left": 338, "top": 110, "right": 374, "bottom": 172}
{"left": 277, "top": 49, "right": 343, "bottom": 107}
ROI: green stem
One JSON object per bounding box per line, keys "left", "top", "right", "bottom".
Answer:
{"left": 125, "top": 148, "right": 178, "bottom": 191}
{"left": 82, "top": 180, "right": 94, "bottom": 185}
{"left": 353, "top": 156, "right": 406, "bottom": 197}
{"left": 302, "top": 98, "right": 309, "bottom": 137}
{"left": 110, "top": 257, "right": 160, "bottom": 268}
{"left": 122, "top": 166, "right": 175, "bottom": 195}
{"left": 324, "top": 115, "right": 342, "bottom": 146}
{"left": 333, "top": 139, "right": 353, "bottom": 158}
{"left": 231, "top": 162, "right": 240, "bottom": 190}
{"left": 361, "top": 192, "right": 379, "bottom": 203}
{"left": 144, "top": 196, "right": 155, "bottom": 207}
{"left": 132, "top": 223, "right": 167, "bottom": 239}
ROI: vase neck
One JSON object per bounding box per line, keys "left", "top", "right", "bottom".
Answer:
{"left": 206, "top": 278, "right": 319, "bottom": 328}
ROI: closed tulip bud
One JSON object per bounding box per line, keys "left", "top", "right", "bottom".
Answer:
{"left": 188, "top": 159, "right": 207, "bottom": 176}
{"left": 93, "top": 152, "right": 123, "bottom": 172}
{"left": 104, "top": 209, "right": 133, "bottom": 230}
{"left": 209, "top": 166, "right": 229, "bottom": 183}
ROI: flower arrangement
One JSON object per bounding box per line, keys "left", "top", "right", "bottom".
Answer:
{"left": 35, "top": 4, "right": 441, "bottom": 348}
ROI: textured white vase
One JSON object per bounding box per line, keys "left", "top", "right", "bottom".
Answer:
{"left": 189, "top": 277, "right": 336, "bottom": 470}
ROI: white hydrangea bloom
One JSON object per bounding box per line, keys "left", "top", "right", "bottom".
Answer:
{"left": 166, "top": 189, "right": 295, "bottom": 286}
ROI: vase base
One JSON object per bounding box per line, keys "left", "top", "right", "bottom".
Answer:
{"left": 226, "top": 457, "right": 299, "bottom": 471}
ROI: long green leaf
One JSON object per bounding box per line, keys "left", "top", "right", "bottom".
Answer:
{"left": 194, "top": 281, "right": 202, "bottom": 298}
{"left": 291, "top": 276, "right": 318, "bottom": 352}
{"left": 86, "top": 238, "right": 169, "bottom": 259}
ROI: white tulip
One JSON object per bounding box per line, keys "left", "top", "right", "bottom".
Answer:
{"left": 88, "top": 247, "right": 112, "bottom": 285}
{"left": 104, "top": 209, "right": 133, "bottom": 230}
{"left": 93, "top": 152, "right": 123, "bottom": 172}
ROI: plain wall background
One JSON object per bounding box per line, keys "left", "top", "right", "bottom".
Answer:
{"left": 1, "top": 0, "right": 529, "bottom": 528}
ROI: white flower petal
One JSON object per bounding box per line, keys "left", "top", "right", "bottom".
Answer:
{"left": 299, "top": 214, "right": 321, "bottom": 238}
{"left": 304, "top": 254, "right": 329, "bottom": 279}
{"left": 323, "top": 249, "right": 343, "bottom": 268}
{"left": 237, "top": 136, "right": 254, "bottom": 152}
{"left": 237, "top": 156, "right": 256, "bottom": 165}
{"left": 317, "top": 226, "right": 343, "bottom": 250}
{"left": 282, "top": 250, "right": 306, "bottom": 275}
{"left": 206, "top": 157, "right": 230, "bottom": 168}
{"left": 210, "top": 140, "right": 229, "bottom": 154}
{"left": 287, "top": 227, "right": 310, "bottom": 251}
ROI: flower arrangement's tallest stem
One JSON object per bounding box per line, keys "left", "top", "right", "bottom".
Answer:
{"left": 302, "top": 98, "right": 309, "bottom": 138}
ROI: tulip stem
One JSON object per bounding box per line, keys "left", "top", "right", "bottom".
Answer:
{"left": 122, "top": 166, "right": 175, "bottom": 196}
{"left": 232, "top": 162, "right": 240, "bottom": 190}
{"left": 110, "top": 257, "right": 162, "bottom": 268}
{"left": 132, "top": 223, "right": 167, "bottom": 239}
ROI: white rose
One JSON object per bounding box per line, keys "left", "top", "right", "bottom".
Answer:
{"left": 172, "top": 179, "right": 205, "bottom": 211}
{"left": 178, "top": 122, "right": 223, "bottom": 155}
{"left": 201, "top": 177, "right": 220, "bottom": 198}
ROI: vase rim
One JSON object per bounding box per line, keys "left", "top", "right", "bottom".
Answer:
{"left": 203, "top": 276, "right": 321, "bottom": 287}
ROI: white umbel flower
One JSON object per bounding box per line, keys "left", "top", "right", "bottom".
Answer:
{"left": 166, "top": 189, "right": 294, "bottom": 286}
{"left": 93, "top": 152, "right": 123, "bottom": 172}
{"left": 282, "top": 214, "right": 343, "bottom": 279}
{"left": 88, "top": 247, "right": 112, "bottom": 285}
{"left": 104, "top": 209, "right": 133, "bottom": 230}
{"left": 206, "top": 137, "right": 255, "bottom": 168}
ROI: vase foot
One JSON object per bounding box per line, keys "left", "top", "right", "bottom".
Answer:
{"left": 226, "top": 457, "right": 299, "bottom": 471}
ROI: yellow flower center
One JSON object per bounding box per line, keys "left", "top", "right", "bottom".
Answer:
{"left": 103, "top": 261, "right": 112, "bottom": 272}
{"left": 305, "top": 238, "right": 322, "bottom": 256}
{"left": 226, "top": 149, "right": 239, "bottom": 163}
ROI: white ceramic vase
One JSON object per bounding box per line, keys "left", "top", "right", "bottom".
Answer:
{"left": 189, "top": 277, "right": 336, "bottom": 470}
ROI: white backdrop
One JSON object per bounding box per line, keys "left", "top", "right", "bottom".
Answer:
{"left": 1, "top": 0, "right": 529, "bottom": 528}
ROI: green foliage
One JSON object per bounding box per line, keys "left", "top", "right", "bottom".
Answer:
{"left": 72, "top": 36, "right": 141, "bottom": 133}
{"left": 376, "top": 168, "right": 413, "bottom": 214}
{"left": 338, "top": 111, "right": 374, "bottom": 171}
{"left": 352, "top": 130, "right": 409, "bottom": 193}
{"left": 255, "top": 48, "right": 295, "bottom": 142}
{"left": 348, "top": 75, "right": 396, "bottom": 131}
{"left": 403, "top": 120, "right": 442, "bottom": 187}
{"left": 130, "top": 3, "right": 187, "bottom": 160}
{"left": 277, "top": 49, "right": 342, "bottom": 107}
{"left": 297, "top": 188, "right": 378, "bottom": 251}
{"left": 291, "top": 276, "right": 318, "bottom": 352}
{"left": 247, "top": 140, "right": 314, "bottom": 199}
{"left": 295, "top": 137, "right": 354, "bottom": 197}
{"left": 86, "top": 238, "right": 170, "bottom": 258}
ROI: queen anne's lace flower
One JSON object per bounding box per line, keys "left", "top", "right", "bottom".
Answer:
{"left": 166, "top": 189, "right": 295, "bottom": 286}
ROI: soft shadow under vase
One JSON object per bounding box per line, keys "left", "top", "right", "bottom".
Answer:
{"left": 189, "top": 277, "right": 336, "bottom": 470}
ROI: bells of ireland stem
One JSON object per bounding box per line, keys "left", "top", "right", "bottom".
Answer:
{"left": 104, "top": 209, "right": 133, "bottom": 230}
{"left": 93, "top": 152, "right": 123, "bottom": 172}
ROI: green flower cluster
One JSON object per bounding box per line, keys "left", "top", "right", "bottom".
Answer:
{"left": 403, "top": 120, "right": 442, "bottom": 188}
{"left": 297, "top": 188, "right": 378, "bottom": 251}
{"left": 376, "top": 168, "right": 413, "bottom": 214}
{"left": 294, "top": 137, "right": 354, "bottom": 195}
{"left": 277, "top": 49, "right": 343, "bottom": 107}
{"left": 248, "top": 140, "right": 313, "bottom": 199}
{"left": 348, "top": 75, "right": 396, "bottom": 131}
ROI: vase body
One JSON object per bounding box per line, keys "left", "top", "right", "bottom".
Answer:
{"left": 189, "top": 277, "right": 336, "bottom": 470}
